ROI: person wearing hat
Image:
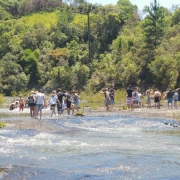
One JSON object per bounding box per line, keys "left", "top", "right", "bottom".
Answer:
{"left": 28, "top": 91, "right": 36, "bottom": 118}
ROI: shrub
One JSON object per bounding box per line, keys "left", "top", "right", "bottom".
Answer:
{"left": 0, "top": 94, "right": 6, "bottom": 107}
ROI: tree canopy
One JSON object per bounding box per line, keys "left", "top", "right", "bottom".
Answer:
{"left": 0, "top": 0, "right": 180, "bottom": 95}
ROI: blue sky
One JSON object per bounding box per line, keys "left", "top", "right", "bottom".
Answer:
{"left": 88, "top": 0, "right": 180, "bottom": 10}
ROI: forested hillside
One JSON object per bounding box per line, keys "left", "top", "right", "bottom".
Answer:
{"left": 0, "top": 0, "right": 180, "bottom": 95}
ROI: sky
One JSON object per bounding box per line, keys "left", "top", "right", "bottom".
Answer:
{"left": 88, "top": 0, "right": 180, "bottom": 10}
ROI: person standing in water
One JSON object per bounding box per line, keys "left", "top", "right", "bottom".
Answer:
{"left": 100, "top": 88, "right": 111, "bottom": 111}
{"left": 28, "top": 91, "right": 36, "bottom": 118}
{"left": 173, "top": 89, "right": 179, "bottom": 109}
{"left": 126, "top": 85, "right": 134, "bottom": 111}
{"left": 19, "top": 95, "right": 25, "bottom": 111}
{"left": 35, "top": 89, "right": 45, "bottom": 119}
{"left": 48, "top": 90, "right": 57, "bottom": 117}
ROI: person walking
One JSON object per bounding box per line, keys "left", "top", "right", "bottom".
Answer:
{"left": 71, "top": 90, "right": 80, "bottom": 114}
{"left": 35, "top": 89, "right": 45, "bottom": 119}
{"left": 28, "top": 91, "right": 36, "bottom": 118}
{"left": 64, "top": 90, "right": 72, "bottom": 115}
{"left": 48, "top": 90, "right": 57, "bottom": 117}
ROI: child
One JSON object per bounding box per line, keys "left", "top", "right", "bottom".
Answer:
{"left": 146, "top": 90, "right": 151, "bottom": 108}
{"left": 19, "top": 95, "right": 25, "bottom": 111}
{"left": 48, "top": 90, "right": 57, "bottom": 117}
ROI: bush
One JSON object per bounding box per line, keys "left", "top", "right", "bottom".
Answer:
{"left": 0, "top": 122, "right": 6, "bottom": 128}
{"left": 0, "top": 94, "right": 6, "bottom": 107}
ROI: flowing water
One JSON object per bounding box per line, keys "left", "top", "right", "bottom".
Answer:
{"left": 0, "top": 110, "right": 180, "bottom": 180}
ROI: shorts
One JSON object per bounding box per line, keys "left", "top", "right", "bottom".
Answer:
{"left": 36, "top": 104, "right": 43, "bottom": 112}
{"left": 29, "top": 103, "right": 36, "bottom": 106}
{"left": 154, "top": 97, "right": 159, "bottom": 103}
{"left": 66, "top": 100, "right": 71, "bottom": 108}
{"left": 126, "top": 97, "right": 133, "bottom": 104}
{"left": 133, "top": 100, "right": 138, "bottom": 104}
{"left": 105, "top": 98, "right": 111, "bottom": 106}
{"left": 168, "top": 98, "right": 173, "bottom": 104}
{"left": 111, "top": 98, "right": 115, "bottom": 104}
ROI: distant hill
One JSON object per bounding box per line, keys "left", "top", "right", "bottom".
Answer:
{"left": 19, "top": 10, "right": 59, "bottom": 29}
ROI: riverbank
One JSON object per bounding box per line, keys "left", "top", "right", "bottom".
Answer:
{"left": 0, "top": 106, "right": 180, "bottom": 132}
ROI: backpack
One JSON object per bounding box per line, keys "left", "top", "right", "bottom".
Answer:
{"left": 28, "top": 95, "right": 35, "bottom": 103}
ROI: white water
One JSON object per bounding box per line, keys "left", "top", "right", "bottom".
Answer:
{"left": 0, "top": 114, "right": 180, "bottom": 179}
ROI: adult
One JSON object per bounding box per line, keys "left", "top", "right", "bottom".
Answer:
{"left": 28, "top": 91, "right": 36, "bottom": 118}
{"left": 173, "top": 89, "right": 179, "bottom": 109}
{"left": 48, "top": 90, "right": 57, "bottom": 117}
{"left": 64, "top": 90, "right": 72, "bottom": 115}
{"left": 109, "top": 85, "right": 115, "bottom": 108}
{"left": 56, "top": 88, "right": 65, "bottom": 113}
{"left": 57, "top": 88, "right": 65, "bottom": 104}
{"left": 35, "top": 89, "right": 45, "bottom": 119}
{"left": 132, "top": 87, "right": 139, "bottom": 108}
{"left": 126, "top": 85, "right": 134, "bottom": 111}
{"left": 166, "top": 89, "right": 174, "bottom": 109}
{"left": 100, "top": 88, "right": 111, "bottom": 111}
{"left": 137, "top": 91, "right": 142, "bottom": 107}
{"left": 146, "top": 90, "right": 151, "bottom": 108}
{"left": 154, "top": 89, "right": 161, "bottom": 109}
{"left": 56, "top": 98, "right": 64, "bottom": 117}
{"left": 71, "top": 90, "right": 80, "bottom": 114}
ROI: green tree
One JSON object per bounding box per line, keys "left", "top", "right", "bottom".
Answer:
{"left": 19, "top": 49, "right": 40, "bottom": 87}
{"left": 73, "top": 62, "right": 90, "bottom": 90}
{"left": 117, "top": 0, "right": 138, "bottom": 23}
{"left": 0, "top": 60, "right": 28, "bottom": 95}
{"left": 171, "top": 8, "right": 180, "bottom": 26}
{"left": 143, "top": 0, "right": 165, "bottom": 50}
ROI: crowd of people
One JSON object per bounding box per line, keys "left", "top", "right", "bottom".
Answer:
{"left": 100, "top": 85, "right": 179, "bottom": 111}
{"left": 9, "top": 85, "right": 180, "bottom": 116}
{"left": 9, "top": 88, "right": 80, "bottom": 119}
{"left": 126, "top": 85, "right": 179, "bottom": 111}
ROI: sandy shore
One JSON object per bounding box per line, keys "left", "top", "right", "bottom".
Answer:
{"left": 0, "top": 106, "right": 180, "bottom": 132}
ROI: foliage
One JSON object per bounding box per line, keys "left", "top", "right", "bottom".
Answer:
{"left": 0, "top": 94, "right": 6, "bottom": 106}
{"left": 0, "top": 0, "right": 180, "bottom": 95}
{"left": 0, "top": 121, "right": 6, "bottom": 128}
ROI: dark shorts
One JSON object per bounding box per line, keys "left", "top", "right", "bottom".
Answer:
{"left": 133, "top": 100, "right": 138, "bottom": 104}
{"left": 66, "top": 100, "right": 71, "bottom": 108}
{"left": 168, "top": 98, "right": 173, "bottom": 104}
{"left": 29, "top": 103, "right": 36, "bottom": 106}
{"left": 154, "top": 97, "right": 159, "bottom": 103}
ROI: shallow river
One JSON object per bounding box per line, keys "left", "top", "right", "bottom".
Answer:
{"left": 0, "top": 110, "right": 180, "bottom": 179}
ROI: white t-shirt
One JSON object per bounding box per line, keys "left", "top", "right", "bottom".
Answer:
{"left": 49, "top": 95, "right": 57, "bottom": 105}
{"left": 36, "top": 93, "right": 45, "bottom": 105}
{"left": 132, "top": 91, "right": 138, "bottom": 100}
